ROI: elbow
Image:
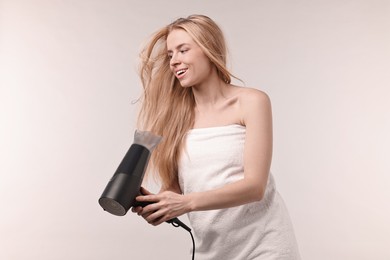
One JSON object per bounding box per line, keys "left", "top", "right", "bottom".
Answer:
{"left": 250, "top": 186, "right": 266, "bottom": 202}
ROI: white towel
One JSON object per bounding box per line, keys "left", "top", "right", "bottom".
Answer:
{"left": 178, "top": 124, "right": 300, "bottom": 260}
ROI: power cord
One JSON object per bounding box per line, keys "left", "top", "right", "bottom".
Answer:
{"left": 136, "top": 201, "right": 195, "bottom": 259}
{"left": 168, "top": 218, "right": 195, "bottom": 260}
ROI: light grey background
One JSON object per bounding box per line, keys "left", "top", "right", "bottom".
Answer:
{"left": 1, "top": 0, "right": 389, "bottom": 259}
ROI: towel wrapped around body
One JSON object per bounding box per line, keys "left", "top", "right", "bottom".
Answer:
{"left": 178, "top": 124, "right": 300, "bottom": 260}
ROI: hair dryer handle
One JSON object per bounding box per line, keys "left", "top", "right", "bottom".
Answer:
{"left": 135, "top": 201, "right": 191, "bottom": 232}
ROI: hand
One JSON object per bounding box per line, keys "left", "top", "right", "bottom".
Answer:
{"left": 131, "top": 187, "right": 154, "bottom": 216}
{"left": 133, "top": 187, "right": 191, "bottom": 226}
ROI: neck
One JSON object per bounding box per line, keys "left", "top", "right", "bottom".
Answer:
{"left": 191, "top": 72, "right": 230, "bottom": 108}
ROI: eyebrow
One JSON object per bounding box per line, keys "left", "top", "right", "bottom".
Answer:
{"left": 167, "top": 43, "right": 190, "bottom": 54}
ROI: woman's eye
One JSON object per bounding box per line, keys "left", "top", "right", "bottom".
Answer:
{"left": 180, "top": 49, "right": 188, "bottom": 54}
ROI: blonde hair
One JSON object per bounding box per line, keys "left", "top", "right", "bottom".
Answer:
{"left": 137, "top": 15, "right": 234, "bottom": 189}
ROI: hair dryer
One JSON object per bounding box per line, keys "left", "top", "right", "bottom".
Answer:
{"left": 98, "top": 130, "right": 190, "bottom": 232}
{"left": 98, "top": 130, "right": 161, "bottom": 215}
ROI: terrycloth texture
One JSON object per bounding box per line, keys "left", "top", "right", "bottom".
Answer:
{"left": 178, "top": 124, "right": 300, "bottom": 260}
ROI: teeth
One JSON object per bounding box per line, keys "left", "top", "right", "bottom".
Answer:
{"left": 177, "top": 69, "right": 186, "bottom": 76}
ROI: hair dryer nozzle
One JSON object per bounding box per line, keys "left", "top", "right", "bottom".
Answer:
{"left": 134, "top": 130, "right": 162, "bottom": 152}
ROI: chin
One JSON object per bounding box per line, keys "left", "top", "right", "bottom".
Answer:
{"left": 178, "top": 80, "right": 193, "bottom": 88}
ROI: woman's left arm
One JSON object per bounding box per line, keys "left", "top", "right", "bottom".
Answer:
{"left": 137, "top": 89, "right": 273, "bottom": 225}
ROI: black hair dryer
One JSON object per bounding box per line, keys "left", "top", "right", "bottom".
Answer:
{"left": 98, "top": 130, "right": 162, "bottom": 216}
{"left": 99, "top": 130, "right": 191, "bottom": 232}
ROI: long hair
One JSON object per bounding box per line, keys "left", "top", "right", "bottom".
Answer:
{"left": 137, "top": 15, "right": 234, "bottom": 189}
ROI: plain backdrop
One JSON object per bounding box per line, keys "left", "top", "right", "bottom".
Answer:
{"left": 1, "top": 0, "right": 389, "bottom": 259}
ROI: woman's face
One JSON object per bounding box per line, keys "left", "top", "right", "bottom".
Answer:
{"left": 167, "top": 29, "right": 213, "bottom": 88}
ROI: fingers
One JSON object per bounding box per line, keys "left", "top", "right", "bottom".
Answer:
{"left": 136, "top": 187, "right": 159, "bottom": 205}
{"left": 136, "top": 194, "right": 159, "bottom": 206}
{"left": 139, "top": 201, "right": 160, "bottom": 215}
{"left": 143, "top": 207, "right": 168, "bottom": 226}
{"left": 132, "top": 190, "right": 184, "bottom": 226}
{"left": 134, "top": 201, "right": 168, "bottom": 226}
{"left": 131, "top": 206, "right": 143, "bottom": 214}
{"left": 131, "top": 202, "right": 162, "bottom": 224}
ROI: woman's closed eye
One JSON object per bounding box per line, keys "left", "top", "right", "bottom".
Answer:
{"left": 167, "top": 49, "right": 189, "bottom": 60}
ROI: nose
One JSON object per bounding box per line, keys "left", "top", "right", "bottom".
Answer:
{"left": 169, "top": 53, "right": 180, "bottom": 67}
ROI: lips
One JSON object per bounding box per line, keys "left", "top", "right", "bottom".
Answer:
{"left": 175, "top": 68, "right": 188, "bottom": 78}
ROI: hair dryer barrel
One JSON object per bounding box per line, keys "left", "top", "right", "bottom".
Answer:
{"left": 98, "top": 131, "right": 162, "bottom": 216}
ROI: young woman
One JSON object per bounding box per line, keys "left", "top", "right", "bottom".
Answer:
{"left": 132, "top": 14, "right": 300, "bottom": 259}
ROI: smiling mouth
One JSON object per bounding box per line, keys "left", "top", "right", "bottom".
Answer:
{"left": 176, "top": 69, "right": 188, "bottom": 77}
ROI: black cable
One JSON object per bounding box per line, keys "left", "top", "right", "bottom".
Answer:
{"left": 189, "top": 229, "right": 195, "bottom": 260}
{"left": 169, "top": 219, "right": 195, "bottom": 260}
{"left": 137, "top": 201, "right": 195, "bottom": 259}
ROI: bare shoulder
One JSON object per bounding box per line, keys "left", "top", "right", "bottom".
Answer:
{"left": 236, "top": 86, "right": 271, "bottom": 108}
{"left": 233, "top": 86, "right": 272, "bottom": 125}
